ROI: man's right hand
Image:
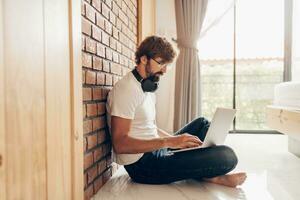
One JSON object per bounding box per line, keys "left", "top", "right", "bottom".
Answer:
{"left": 165, "top": 133, "right": 202, "bottom": 149}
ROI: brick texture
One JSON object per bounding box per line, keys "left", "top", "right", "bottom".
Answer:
{"left": 82, "top": 0, "right": 138, "bottom": 199}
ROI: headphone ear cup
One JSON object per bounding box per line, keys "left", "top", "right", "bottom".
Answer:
{"left": 142, "top": 79, "right": 158, "bottom": 92}
{"left": 132, "top": 68, "right": 159, "bottom": 92}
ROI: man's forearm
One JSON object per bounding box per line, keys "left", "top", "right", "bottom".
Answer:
{"left": 114, "top": 135, "right": 170, "bottom": 154}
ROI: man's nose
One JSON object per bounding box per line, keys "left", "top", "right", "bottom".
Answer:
{"left": 161, "top": 66, "right": 167, "bottom": 73}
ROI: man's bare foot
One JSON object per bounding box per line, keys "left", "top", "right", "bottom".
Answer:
{"left": 203, "top": 172, "right": 247, "bottom": 188}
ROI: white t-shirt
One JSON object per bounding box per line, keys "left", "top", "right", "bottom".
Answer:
{"left": 106, "top": 71, "right": 159, "bottom": 165}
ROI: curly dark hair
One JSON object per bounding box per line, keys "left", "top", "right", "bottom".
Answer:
{"left": 135, "top": 36, "right": 176, "bottom": 65}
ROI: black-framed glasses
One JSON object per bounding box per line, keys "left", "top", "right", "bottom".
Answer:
{"left": 151, "top": 58, "right": 167, "bottom": 67}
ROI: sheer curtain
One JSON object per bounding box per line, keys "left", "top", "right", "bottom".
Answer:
{"left": 173, "top": 0, "right": 235, "bottom": 131}
{"left": 173, "top": 0, "right": 208, "bottom": 131}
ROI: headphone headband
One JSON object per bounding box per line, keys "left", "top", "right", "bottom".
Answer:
{"left": 132, "top": 68, "right": 143, "bottom": 82}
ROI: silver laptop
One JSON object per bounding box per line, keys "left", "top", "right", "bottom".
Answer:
{"left": 168, "top": 107, "right": 236, "bottom": 154}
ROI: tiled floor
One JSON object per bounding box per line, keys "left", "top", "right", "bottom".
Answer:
{"left": 92, "top": 134, "right": 300, "bottom": 200}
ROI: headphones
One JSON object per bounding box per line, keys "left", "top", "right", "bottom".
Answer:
{"left": 132, "top": 68, "right": 159, "bottom": 92}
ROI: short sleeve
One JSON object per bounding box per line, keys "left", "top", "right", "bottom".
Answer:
{"left": 110, "top": 86, "right": 144, "bottom": 120}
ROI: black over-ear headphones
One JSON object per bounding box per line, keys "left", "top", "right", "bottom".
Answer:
{"left": 132, "top": 68, "right": 158, "bottom": 92}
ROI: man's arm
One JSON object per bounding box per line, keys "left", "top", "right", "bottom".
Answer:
{"left": 157, "top": 127, "right": 174, "bottom": 138}
{"left": 111, "top": 116, "right": 202, "bottom": 154}
{"left": 111, "top": 116, "right": 168, "bottom": 154}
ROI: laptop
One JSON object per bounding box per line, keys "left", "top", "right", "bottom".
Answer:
{"left": 168, "top": 107, "right": 236, "bottom": 154}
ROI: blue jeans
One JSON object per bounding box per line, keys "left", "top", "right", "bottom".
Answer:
{"left": 124, "top": 117, "right": 238, "bottom": 184}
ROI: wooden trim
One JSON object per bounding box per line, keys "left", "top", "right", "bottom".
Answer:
{"left": 44, "top": 0, "right": 72, "bottom": 198}
{"left": 137, "top": 0, "right": 142, "bottom": 44}
{"left": 44, "top": 1, "right": 83, "bottom": 198}
{"left": 0, "top": 0, "right": 7, "bottom": 199}
{"left": 153, "top": 0, "right": 156, "bottom": 34}
{"left": 69, "top": 0, "right": 84, "bottom": 199}
{"left": 266, "top": 105, "right": 300, "bottom": 140}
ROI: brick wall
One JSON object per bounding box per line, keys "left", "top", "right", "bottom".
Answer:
{"left": 81, "top": 0, "right": 138, "bottom": 199}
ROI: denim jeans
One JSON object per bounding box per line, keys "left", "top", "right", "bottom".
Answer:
{"left": 124, "top": 117, "right": 238, "bottom": 184}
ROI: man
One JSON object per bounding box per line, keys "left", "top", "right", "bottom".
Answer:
{"left": 106, "top": 36, "right": 247, "bottom": 187}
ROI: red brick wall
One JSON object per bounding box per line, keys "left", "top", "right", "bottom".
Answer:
{"left": 81, "top": 0, "right": 138, "bottom": 199}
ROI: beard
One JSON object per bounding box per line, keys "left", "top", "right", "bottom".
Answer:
{"left": 148, "top": 73, "right": 160, "bottom": 82}
{"left": 145, "top": 62, "right": 162, "bottom": 82}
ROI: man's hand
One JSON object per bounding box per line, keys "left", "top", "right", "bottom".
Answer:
{"left": 165, "top": 133, "right": 202, "bottom": 149}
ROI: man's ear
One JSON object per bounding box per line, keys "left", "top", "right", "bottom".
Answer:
{"left": 140, "top": 55, "right": 148, "bottom": 65}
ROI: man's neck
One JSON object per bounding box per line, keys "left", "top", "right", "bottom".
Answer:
{"left": 135, "top": 64, "right": 147, "bottom": 79}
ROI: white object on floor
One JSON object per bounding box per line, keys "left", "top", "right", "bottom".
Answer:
{"left": 267, "top": 81, "right": 300, "bottom": 157}
{"left": 92, "top": 134, "right": 300, "bottom": 200}
{"left": 273, "top": 82, "right": 300, "bottom": 109}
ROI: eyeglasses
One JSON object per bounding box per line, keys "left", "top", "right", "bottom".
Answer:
{"left": 151, "top": 58, "right": 168, "bottom": 68}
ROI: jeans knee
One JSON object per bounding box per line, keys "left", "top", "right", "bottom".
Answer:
{"left": 195, "top": 117, "right": 208, "bottom": 123}
{"left": 217, "top": 145, "right": 238, "bottom": 170}
{"left": 194, "top": 117, "right": 210, "bottom": 128}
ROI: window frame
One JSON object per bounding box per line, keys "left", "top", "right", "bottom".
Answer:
{"left": 230, "top": 1, "right": 292, "bottom": 133}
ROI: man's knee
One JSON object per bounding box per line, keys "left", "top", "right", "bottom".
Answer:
{"left": 215, "top": 145, "right": 238, "bottom": 170}
{"left": 195, "top": 117, "right": 209, "bottom": 124}
{"left": 195, "top": 117, "right": 210, "bottom": 134}
{"left": 194, "top": 117, "right": 210, "bottom": 129}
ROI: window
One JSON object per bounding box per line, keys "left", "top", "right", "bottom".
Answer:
{"left": 199, "top": 0, "right": 285, "bottom": 131}
{"left": 292, "top": 0, "right": 300, "bottom": 80}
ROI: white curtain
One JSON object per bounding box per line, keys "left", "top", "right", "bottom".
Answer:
{"left": 173, "top": 0, "right": 208, "bottom": 131}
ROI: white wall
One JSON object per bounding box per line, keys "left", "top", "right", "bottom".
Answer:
{"left": 139, "top": 0, "right": 156, "bottom": 43}
{"left": 155, "top": 0, "right": 177, "bottom": 133}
